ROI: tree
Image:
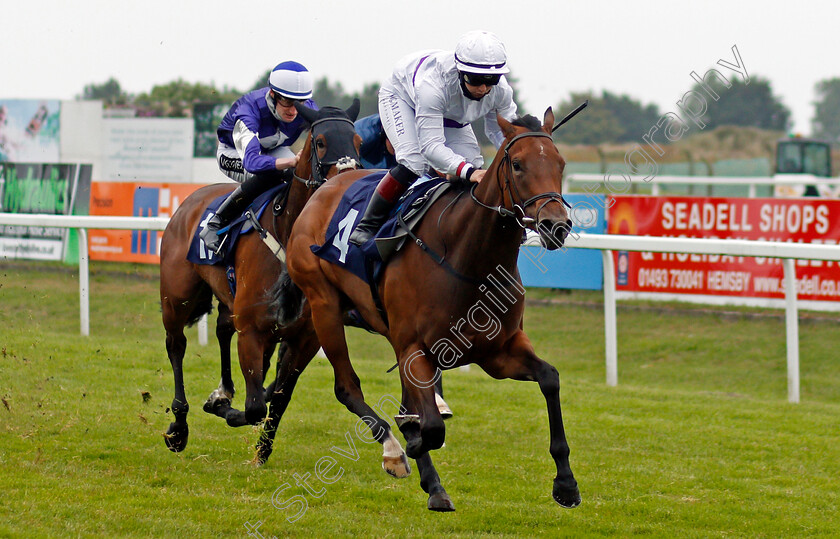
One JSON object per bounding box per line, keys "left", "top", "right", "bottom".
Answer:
{"left": 133, "top": 79, "right": 241, "bottom": 117}
{"left": 311, "top": 77, "right": 354, "bottom": 110}
{"left": 600, "top": 91, "right": 661, "bottom": 143}
{"left": 691, "top": 75, "right": 791, "bottom": 132}
{"left": 553, "top": 91, "right": 627, "bottom": 145}
{"left": 811, "top": 77, "right": 840, "bottom": 142}
{"left": 77, "top": 77, "right": 130, "bottom": 107}
{"left": 354, "top": 82, "right": 381, "bottom": 119}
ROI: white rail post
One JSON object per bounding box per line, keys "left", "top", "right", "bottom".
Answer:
{"left": 77, "top": 228, "right": 90, "bottom": 337}
{"left": 782, "top": 258, "right": 800, "bottom": 404}
{"left": 198, "top": 314, "right": 208, "bottom": 346}
{"left": 601, "top": 249, "right": 618, "bottom": 386}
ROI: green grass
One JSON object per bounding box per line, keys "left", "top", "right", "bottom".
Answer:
{"left": 1, "top": 261, "right": 839, "bottom": 537}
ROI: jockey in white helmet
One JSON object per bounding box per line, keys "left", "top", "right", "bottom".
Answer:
{"left": 349, "top": 30, "right": 517, "bottom": 246}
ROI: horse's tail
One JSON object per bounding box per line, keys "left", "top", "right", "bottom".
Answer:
{"left": 275, "top": 267, "right": 305, "bottom": 327}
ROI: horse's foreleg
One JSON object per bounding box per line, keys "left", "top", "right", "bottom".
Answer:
{"left": 256, "top": 332, "right": 318, "bottom": 464}
{"left": 262, "top": 341, "right": 277, "bottom": 392}
{"left": 204, "top": 302, "right": 236, "bottom": 417}
{"left": 415, "top": 452, "right": 455, "bottom": 512}
{"left": 434, "top": 376, "right": 452, "bottom": 419}
{"left": 222, "top": 331, "right": 269, "bottom": 427}
{"left": 263, "top": 342, "right": 288, "bottom": 401}
{"left": 397, "top": 346, "right": 445, "bottom": 458}
{"left": 480, "top": 335, "right": 581, "bottom": 508}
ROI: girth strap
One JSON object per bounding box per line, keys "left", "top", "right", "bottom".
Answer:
{"left": 246, "top": 210, "right": 286, "bottom": 263}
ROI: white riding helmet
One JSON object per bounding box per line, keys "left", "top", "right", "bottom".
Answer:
{"left": 268, "top": 61, "right": 314, "bottom": 100}
{"left": 454, "top": 31, "right": 510, "bottom": 75}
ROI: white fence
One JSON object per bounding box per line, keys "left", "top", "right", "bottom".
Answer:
{"left": 0, "top": 213, "right": 208, "bottom": 346}
{"left": 565, "top": 173, "right": 840, "bottom": 198}
{"left": 4, "top": 213, "right": 840, "bottom": 403}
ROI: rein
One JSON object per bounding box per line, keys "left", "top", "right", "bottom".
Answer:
{"left": 470, "top": 131, "right": 570, "bottom": 229}
{"left": 402, "top": 128, "right": 571, "bottom": 286}
{"left": 270, "top": 115, "right": 360, "bottom": 260}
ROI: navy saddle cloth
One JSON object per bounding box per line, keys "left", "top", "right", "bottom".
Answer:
{"left": 187, "top": 183, "right": 289, "bottom": 267}
{"left": 310, "top": 172, "right": 452, "bottom": 285}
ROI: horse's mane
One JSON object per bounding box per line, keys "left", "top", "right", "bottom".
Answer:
{"left": 511, "top": 114, "right": 542, "bottom": 132}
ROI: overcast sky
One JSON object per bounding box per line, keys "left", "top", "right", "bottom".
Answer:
{"left": 2, "top": 0, "right": 837, "bottom": 135}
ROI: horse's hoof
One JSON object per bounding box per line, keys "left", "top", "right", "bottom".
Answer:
{"left": 254, "top": 441, "right": 273, "bottom": 465}
{"left": 382, "top": 453, "right": 411, "bottom": 478}
{"left": 202, "top": 396, "right": 230, "bottom": 415}
{"left": 163, "top": 422, "right": 188, "bottom": 452}
{"left": 552, "top": 478, "right": 581, "bottom": 508}
{"left": 427, "top": 491, "right": 455, "bottom": 512}
{"left": 254, "top": 446, "right": 271, "bottom": 466}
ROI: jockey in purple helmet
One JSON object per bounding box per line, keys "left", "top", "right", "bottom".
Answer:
{"left": 349, "top": 30, "right": 517, "bottom": 246}
{"left": 200, "top": 61, "right": 318, "bottom": 253}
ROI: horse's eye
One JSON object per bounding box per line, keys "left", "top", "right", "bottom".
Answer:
{"left": 512, "top": 161, "right": 522, "bottom": 172}
{"left": 316, "top": 139, "right": 326, "bottom": 149}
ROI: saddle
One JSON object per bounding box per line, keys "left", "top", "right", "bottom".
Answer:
{"left": 310, "top": 172, "right": 456, "bottom": 286}
{"left": 187, "top": 183, "right": 290, "bottom": 295}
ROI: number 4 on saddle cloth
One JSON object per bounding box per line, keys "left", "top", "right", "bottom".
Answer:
{"left": 311, "top": 171, "right": 455, "bottom": 287}
{"left": 187, "top": 183, "right": 290, "bottom": 295}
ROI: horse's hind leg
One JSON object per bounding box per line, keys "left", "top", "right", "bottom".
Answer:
{"left": 308, "top": 291, "right": 410, "bottom": 478}
{"left": 161, "top": 289, "right": 208, "bottom": 452}
{"left": 162, "top": 324, "right": 190, "bottom": 452}
{"left": 204, "top": 300, "right": 236, "bottom": 416}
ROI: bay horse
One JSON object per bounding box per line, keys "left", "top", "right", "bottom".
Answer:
{"left": 158, "top": 101, "right": 364, "bottom": 457}
{"left": 281, "top": 108, "right": 581, "bottom": 511}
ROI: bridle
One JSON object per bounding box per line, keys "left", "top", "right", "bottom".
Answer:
{"left": 469, "top": 131, "right": 570, "bottom": 229}
{"left": 293, "top": 116, "right": 359, "bottom": 188}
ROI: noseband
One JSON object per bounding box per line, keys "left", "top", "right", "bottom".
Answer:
{"left": 294, "top": 116, "right": 359, "bottom": 188}
{"left": 470, "top": 131, "right": 570, "bottom": 229}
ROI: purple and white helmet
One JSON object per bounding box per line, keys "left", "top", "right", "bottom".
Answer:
{"left": 269, "top": 61, "right": 314, "bottom": 100}
{"left": 454, "top": 31, "right": 510, "bottom": 75}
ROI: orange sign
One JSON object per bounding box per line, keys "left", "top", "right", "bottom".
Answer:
{"left": 88, "top": 182, "right": 208, "bottom": 263}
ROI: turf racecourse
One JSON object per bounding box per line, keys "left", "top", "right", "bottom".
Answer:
{"left": 1, "top": 261, "right": 839, "bottom": 538}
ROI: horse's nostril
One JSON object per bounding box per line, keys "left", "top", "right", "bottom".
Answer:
{"left": 539, "top": 219, "right": 570, "bottom": 238}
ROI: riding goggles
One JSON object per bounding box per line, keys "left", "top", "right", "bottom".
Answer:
{"left": 273, "top": 94, "right": 302, "bottom": 108}
{"left": 461, "top": 72, "right": 502, "bottom": 87}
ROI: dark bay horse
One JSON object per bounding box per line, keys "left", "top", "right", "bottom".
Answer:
{"left": 281, "top": 108, "right": 580, "bottom": 511}
{"left": 159, "top": 101, "right": 363, "bottom": 456}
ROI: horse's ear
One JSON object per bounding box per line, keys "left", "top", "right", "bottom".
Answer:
{"left": 497, "top": 113, "right": 517, "bottom": 139}
{"left": 295, "top": 102, "right": 320, "bottom": 126}
{"left": 542, "top": 107, "right": 555, "bottom": 134}
{"left": 346, "top": 98, "right": 361, "bottom": 122}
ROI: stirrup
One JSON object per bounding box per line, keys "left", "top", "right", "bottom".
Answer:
{"left": 213, "top": 233, "right": 229, "bottom": 255}
{"left": 200, "top": 223, "right": 226, "bottom": 255}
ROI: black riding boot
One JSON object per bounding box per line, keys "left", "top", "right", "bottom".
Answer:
{"left": 199, "top": 186, "right": 248, "bottom": 254}
{"left": 200, "top": 170, "right": 291, "bottom": 253}
{"left": 349, "top": 166, "right": 416, "bottom": 246}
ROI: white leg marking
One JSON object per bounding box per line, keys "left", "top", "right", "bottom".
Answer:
{"left": 383, "top": 431, "right": 404, "bottom": 458}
